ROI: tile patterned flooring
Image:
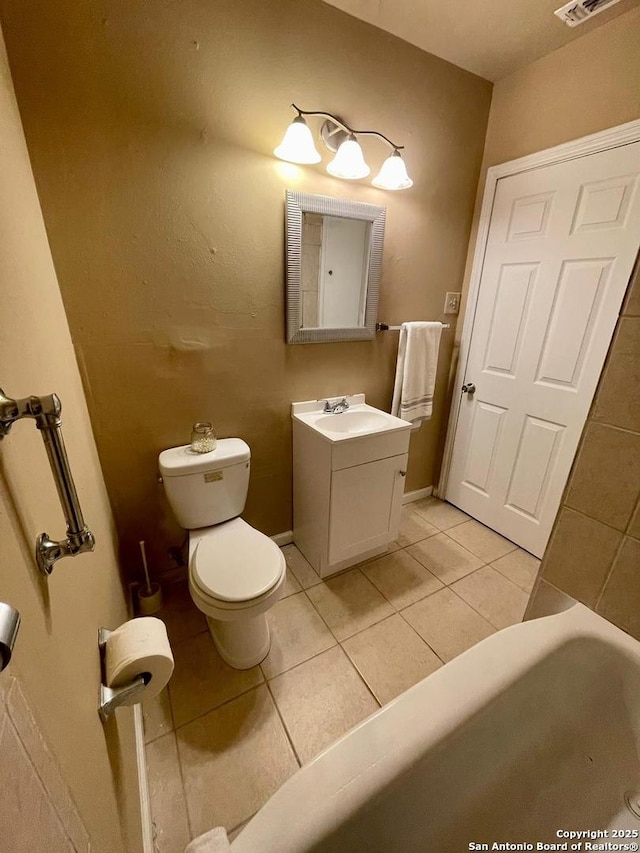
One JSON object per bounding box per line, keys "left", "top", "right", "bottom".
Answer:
{"left": 144, "top": 498, "right": 539, "bottom": 852}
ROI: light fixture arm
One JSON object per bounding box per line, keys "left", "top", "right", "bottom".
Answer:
{"left": 291, "top": 104, "right": 404, "bottom": 152}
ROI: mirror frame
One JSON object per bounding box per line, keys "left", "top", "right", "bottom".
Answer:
{"left": 285, "top": 190, "right": 386, "bottom": 344}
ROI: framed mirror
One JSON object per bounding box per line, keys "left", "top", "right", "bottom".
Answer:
{"left": 285, "top": 191, "right": 386, "bottom": 344}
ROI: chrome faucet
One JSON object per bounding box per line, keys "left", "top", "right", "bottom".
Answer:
{"left": 323, "top": 397, "right": 350, "bottom": 414}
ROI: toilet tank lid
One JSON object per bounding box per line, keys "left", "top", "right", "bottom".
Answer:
{"left": 159, "top": 438, "right": 250, "bottom": 477}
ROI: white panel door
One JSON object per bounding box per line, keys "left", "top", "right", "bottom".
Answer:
{"left": 320, "top": 216, "right": 370, "bottom": 327}
{"left": 446, "top": 142, "right": 640, "bottom": 557}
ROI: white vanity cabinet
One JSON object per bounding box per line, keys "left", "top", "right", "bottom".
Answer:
{"left": 292, "top": 395, "right": 411, "bottom": 578}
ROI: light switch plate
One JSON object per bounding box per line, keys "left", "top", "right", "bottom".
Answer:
{"left": 444, "top": 292, "right": 461, "bottom": 315}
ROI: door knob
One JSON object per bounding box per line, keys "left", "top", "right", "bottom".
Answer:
{"left": 462, "top": 383, "right": 476, "bottom": 394}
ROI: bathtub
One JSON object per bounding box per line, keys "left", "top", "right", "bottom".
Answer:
{"left": 228, "top": 603, "right": 640, "bottom": 852}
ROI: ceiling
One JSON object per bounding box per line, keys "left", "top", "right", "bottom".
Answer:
{"left": 322, "top": 0, "right": 640, "bottom": 80}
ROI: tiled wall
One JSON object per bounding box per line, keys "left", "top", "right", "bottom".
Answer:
{"left": 0, "top": 674, "right": 89, "bottom": 852}
{"left": 535, "top": 257, "right": 640, "bottom": 638}
{"left": 301, "top": 214, "right": 322, "bottom": 328}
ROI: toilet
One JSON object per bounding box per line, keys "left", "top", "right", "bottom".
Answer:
{"left": 159, "top": 438, "right": 286, "bottom": 669}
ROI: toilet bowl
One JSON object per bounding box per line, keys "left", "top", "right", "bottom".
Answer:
{"left": 159, "top": 438, "right": 286, "bottom": 670}
{"left": 188, "top": 519, "right": 286, "bottom": 668}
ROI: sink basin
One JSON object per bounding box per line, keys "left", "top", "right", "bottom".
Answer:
{"left": 291, "top": 394, "right": 412, "bottom": 443}
{"left": 315, "top": 411, "right": 392, "bottom": 435}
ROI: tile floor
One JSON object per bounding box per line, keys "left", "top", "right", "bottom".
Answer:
{"left": 144, "top": 497, "right": 539, "bottom": 852}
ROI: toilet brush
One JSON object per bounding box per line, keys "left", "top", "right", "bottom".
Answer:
{"left": 137, "top": 540, "right": 163, "bottom": 615}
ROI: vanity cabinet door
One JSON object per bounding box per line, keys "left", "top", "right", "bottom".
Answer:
{"left": 328, "top": 453, "right": 407, "bottom": 566}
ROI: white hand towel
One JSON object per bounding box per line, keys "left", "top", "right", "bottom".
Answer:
{"left": 185, "top": 828, "right": 231, "bottom": 853}
{"left": 391, "top": 321, "right": 443, "bottom": 427}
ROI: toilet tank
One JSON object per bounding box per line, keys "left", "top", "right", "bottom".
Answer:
{"left": 159, "top": 438, "right": 251, "bottom": 529}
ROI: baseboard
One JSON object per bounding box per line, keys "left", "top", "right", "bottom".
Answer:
{"left": 402, "top": 486, "right": 433, "bottom": 505}
{"left": 134, "top": 704, "right": 154, "bottom": 853}
{"left": 155, "top": 564, "right": 188, "bottom": 586}
{"left": 271, "top": 530, "right": 293, "bottom": 547}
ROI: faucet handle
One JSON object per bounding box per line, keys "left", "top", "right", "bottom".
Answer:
{"left": 320, "top": 397, "right": 350, "bottom": 413}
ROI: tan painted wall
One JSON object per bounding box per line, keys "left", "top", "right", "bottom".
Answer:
{"left": 458, "top": 5, "right": 640, "bottom": 343}
{"left": 0, "top": 0, "right": 491, "bottom": 576}
{"left": 0, "top": 27, "right": 140, "bottom": 853}
{"left": 483, "top": 5, "right": 640, "bottom": 168}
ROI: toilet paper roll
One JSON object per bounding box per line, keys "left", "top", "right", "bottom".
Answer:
{"left": 105, "top": 617, "right": 174, "bottom": 705}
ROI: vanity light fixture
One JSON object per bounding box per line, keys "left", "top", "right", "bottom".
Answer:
{"left": 274, "top": 104, "right": 413, "bottom": 190}
{"left": 327, "top": 134, "right": 370, "bottom": 180}
{"left": 372, "top": 150, "right": 413, "bottom": 191}
{"left": 273, "top": 114, "right": 322, "bottom": 164}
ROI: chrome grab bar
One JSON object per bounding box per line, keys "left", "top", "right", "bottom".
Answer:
{"left": 0, "top": 388, "right": 95, "bottom": 575}
{"left": 0, "top": 602, "right": 20, "bottom": 672}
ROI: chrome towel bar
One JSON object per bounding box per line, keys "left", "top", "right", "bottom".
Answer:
{"left": 0, "top": 388, "right": 95, "bottom": 575}
{"left": 376, "top": 322, "right": 451, "bottom": 331}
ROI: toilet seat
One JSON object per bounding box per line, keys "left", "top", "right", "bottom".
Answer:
{"left": 191, "top": 518, "right": 285, "bottom": 604}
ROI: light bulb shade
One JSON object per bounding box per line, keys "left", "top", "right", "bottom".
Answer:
{"left": 326, "top": 136, "right": 370, "bottom": 180}
{"left": 274, "top": 116, "right": 321, "bottom": 165}
{"left": 372, "top": 151, "right": 413, "bottom": 190}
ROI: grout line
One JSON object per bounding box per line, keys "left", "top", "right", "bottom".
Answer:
{"left": 361, "top": 569, "right": 444, "bottom": 614}
{"left": 143, "top": 684, "right": 178, "bottom": 745}
{"left": 450, "top": 574, "right": 527, "bottom": 631}
{"left": 227, "top": 814, "right": 255, "bottom": 840}
{"left": 585, "top": 416, "right": 640, "bottom": 435}
{"left": 337, "top": 640, "right": 383, "bottom": 708}
{"left": 540, "top": 576, "right": 574, "bottom": 599}
{"left": 165, "top": 682, "right": 176, "bottom": 733}
{"left": 405, "top": 543, "right": 491, "bottom": 582}
{"left": 445, "top": 561, "right": 528, "bottom": 629}
{"left": 409, "top": 510, "right": 470, "bottom": 533}
{"left": 266, "top": 645, "right": 380, "bottom": 766}
{"left": 263, "top": 678, "right": 303, "bottom": 768}
{"left": 336, "top": 645, "right": 382, "bottom": 708}
{"left": 558, "top": 503, "right": 629, "bottom": 536}
{"left": 594, "top": 533, "right": 626, "bottom": 612}
{"left": 172, "top": 681, "right": 266, "bottom": 733}
{"left": 489, "top": 569, "right": 536, "bottom": 596}
{"left": 351, "top": 535, "right": 525, "bottom": 633}
{"left": 299, "top": 588, "right": 337, "bottom": 633}
{"left": 302, "top": 580, "right": 397, "bottom": 645}
{"left": 169, "top": 728, "right": 194, "bottom": 841}
{"left": 264, "top": 641, "right": 337, "bottom": 684}
{"left": 395, "top": 607, "right": 446, "bottom": 665}
{"left": 395, "top": 562, "right": 507, "bottom": 630}
{"left": 459, "top": 560, "right": 530, "bottom": 595}
{"left": 625, "top": 490, "right": 640, "bottom": 537}
{"left": 580, "top": 420, "right": 640, "bottom": 439}
{"left": 448, "top": 586, "right": 513, "bottom": 632}
{"left": 163, "top": 624, "right": 209, "bottom": 650}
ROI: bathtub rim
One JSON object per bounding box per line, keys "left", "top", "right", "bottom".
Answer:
{"left": 229, "top": 604, "right": 640, "bottom": 852}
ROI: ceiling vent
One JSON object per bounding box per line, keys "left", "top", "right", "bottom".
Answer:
{"left": 554, "top": 0, "right": 625, "bottom": 26}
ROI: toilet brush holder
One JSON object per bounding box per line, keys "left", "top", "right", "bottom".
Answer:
{"left": 137, "top": 539, "right": 162, "bottom": 614}
{"left": 138, "top": 583, "right": 163, "bottom": 615}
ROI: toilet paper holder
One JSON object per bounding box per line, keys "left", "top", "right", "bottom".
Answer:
{"left": 98, "top": 627, "right": 151, "bottom": 722}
